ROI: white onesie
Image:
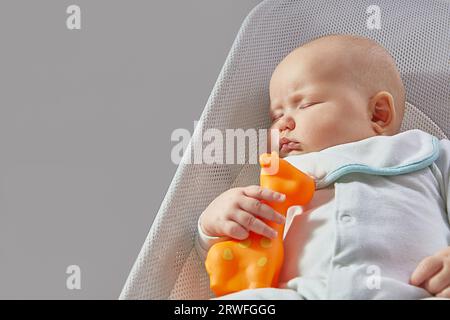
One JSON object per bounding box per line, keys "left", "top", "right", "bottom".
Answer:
{"left": 195, "top": 129, "right": 450, "bottom": 299}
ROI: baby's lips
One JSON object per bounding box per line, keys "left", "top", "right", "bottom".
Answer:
{"left": 287, "top": 142, "right": 301, "bottom": 148}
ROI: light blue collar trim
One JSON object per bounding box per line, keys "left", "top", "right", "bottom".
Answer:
{"left": 284, "top": 129, "right": 440, "bottom": 189}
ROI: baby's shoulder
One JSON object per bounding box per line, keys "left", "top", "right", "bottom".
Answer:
{"left": 437, "top": 138, "right": 450, "bottom": 157}
{"left": 433, "top": 138, "right": 450, "bottom": 178}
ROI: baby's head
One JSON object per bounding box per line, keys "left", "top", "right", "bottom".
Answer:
{"left": 269, "top": 34, "right": 406, "bottom": 158}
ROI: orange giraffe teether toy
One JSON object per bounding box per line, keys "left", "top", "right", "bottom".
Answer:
{"left": 205, "top": 151, "right": 315, "bottom": 297}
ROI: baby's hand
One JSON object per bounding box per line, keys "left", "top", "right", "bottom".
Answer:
{"left": 198, "top": 186, "right": 286, "bottom": 240}
{"left": 410, "top": 246, "right": 450, "bottom": 298}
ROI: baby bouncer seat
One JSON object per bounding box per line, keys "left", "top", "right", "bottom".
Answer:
{"left": 120, "top": 0, "right": 450, "bottom": 299}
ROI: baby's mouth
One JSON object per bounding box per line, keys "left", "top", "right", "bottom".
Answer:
{"left": 280, "top": 142, "right": 302, "bottom": 153}
{"left": 279, "top": 138, "right": 302, "bottom": 153}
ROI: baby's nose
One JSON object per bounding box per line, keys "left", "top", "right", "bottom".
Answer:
{"left": 280, "top": 115, "right": 295, "bottom": 131}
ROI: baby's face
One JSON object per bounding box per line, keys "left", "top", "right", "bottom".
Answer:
{"left": 269, "top": 46, "right": 378, "bottom": 158}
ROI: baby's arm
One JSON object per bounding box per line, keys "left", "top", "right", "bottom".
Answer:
{"left": 432, "top": 138, "right": 450, "bottom": 223}
{"left": 194, "top": 219, "right": 231, "bottom": 261}
{"left": 409, "top": 138, "right": 450, "bottom": 298}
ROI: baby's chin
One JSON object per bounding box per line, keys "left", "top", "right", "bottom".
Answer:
{"left": 279, "top": 149, "right": 307, "bottom": 158}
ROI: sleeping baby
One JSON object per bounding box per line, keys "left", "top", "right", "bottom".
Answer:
{"left": 194, "top": 34, "right": 450, "bottom": 299}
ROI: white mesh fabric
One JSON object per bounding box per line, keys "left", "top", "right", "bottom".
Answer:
{"left": 401, "top": 102, "right": 448, "bottom": 139}
{"left": 120, "top": 0, "right": 450, "bottom": 299}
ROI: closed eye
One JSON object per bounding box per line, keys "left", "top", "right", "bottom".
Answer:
{"left": 271, "top": 101, "right": 322, "bottom": 122}
{"left": 271, "top": 114, "right": 282, "bottom": 122}
{"left": 298, "top": 102, "right": 320, "bottom": 109}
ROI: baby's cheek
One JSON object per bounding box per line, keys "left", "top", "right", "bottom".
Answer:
{"left": 305, "top": 115, "right": 340, "bottom": 148}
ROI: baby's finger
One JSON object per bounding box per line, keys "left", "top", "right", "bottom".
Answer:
{"left": 410, "top": 256, "right": 443, "bottom": 287}
{"left": 423, "top": 262, "right": 450, "bottom": 294}
{"left": 242, "top": 185, "right": 286, "bottom": 203}
{"left": 231, "top": 209, "right": 278, "bottom": 239}
{"left": 238, "top": 195, "right": 285, "bottom": 224}
{"left": 436, "top": 287, "right": 450, "bottom": 298}
{"left": 221, "top": 220, "right": 249, "bottom": 240}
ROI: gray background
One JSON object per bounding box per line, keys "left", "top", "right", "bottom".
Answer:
{"left": 0, "top": 0, "right": 261, "bottom": 299}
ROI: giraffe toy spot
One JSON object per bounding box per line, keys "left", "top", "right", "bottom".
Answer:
{"left": 260, "top": 237, "right": 272, "bottom": 248}
{"left": 222, "top": 248, "right": 234, "bottom": 260}
{"left": 238, "top": 239, "right": 251, "bottom": 248}
{"left": 257, "top": 256, "right": 268, "bottom": 267}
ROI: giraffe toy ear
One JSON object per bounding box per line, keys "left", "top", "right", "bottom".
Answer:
{"left": 259, "top": 153, "right": 271, "bottom": 167}
{"left": 259, "top": 151, "right": 280, "bottom": 175}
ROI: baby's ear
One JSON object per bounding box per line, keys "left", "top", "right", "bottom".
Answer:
{"left": 369, "top": 91, "right": 395, "bottom": 135}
